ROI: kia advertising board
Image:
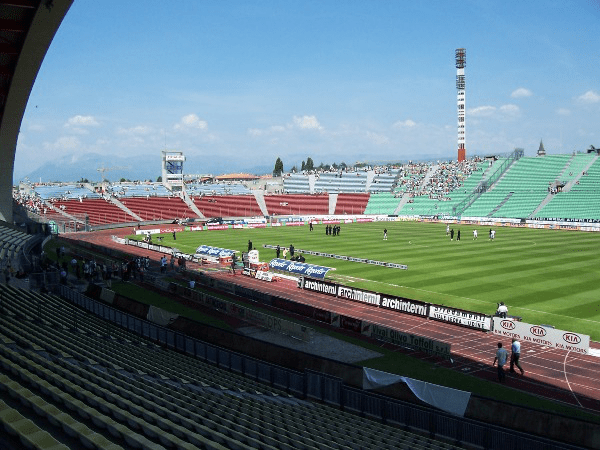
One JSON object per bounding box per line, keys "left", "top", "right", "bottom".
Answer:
{"left": 492, "top": 318, "right": 589, "bottom": 354}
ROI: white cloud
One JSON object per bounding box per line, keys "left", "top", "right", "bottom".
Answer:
{"left": 511, "top": 88, "right": 532, "bottom": 98}
{"left": 556, "top": 108, "right": 571, "bottom": 116}
{"left": 174, "top": 113, "right": 208, "bottom": 131}
{"left": 43, "top": 136, "right": 81, "bottom": 151}
{"left": 117, "top": 125, "right": 153, "bottom": 135}
{"left": 292, "top": 115, "right": 323, "bottom": 130}
{"left": 499, "top": 104, "right": 520, "bottom": 116}
{"left": 64, "top": 115, "right": 99, "bottom": 128}
{"left": 247, "top": 125, "right": 286, "bottom": 137}
{"left": 467, "top": 104, "right": 519, "bottom": 119}
{"left": 468, "top": 106, "right": 496, "bottom": 117}
{"left": 392, "top": 119, "right": 416, "bottom": 129}
{"left": 578, "top": 90, "right": 600, "bottom": 103}
{"left": 365, "top": 131, "right": 389, "bottom": 145}
{"left": 28, "top": 124, "right": 45, "bottom": 132}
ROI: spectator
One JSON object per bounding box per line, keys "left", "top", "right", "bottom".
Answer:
{"left": 510, "top": 338, "right": 525, "bottom": 375}
{"left": 496, "top": 302, "right": 508, "bottom": 318}
{"left": 493, "top": 342, "right": 509, "bottom": 383}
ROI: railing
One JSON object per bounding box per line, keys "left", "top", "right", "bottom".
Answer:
{"left": 453, "top": 148, "right": 524, "bottom": 217}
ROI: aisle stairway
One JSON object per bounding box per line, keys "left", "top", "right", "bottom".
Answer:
{"left": 252, "top": 190, "right": 269, "bottom": 216}
{"left": 329, "top": 193, "right": 338, "bottom": 215}
{"left": 109, "top": 197, "right": 141, "bottom": 222}
{"left": 181, "top": 191, "right": 205, "bottom": 219}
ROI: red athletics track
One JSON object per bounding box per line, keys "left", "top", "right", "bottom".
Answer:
{"left": 68, "top": 227, "right": 600, "bottom": 414}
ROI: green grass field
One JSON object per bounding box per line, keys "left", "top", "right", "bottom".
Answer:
{"left": 134, "top": 221, "right": 600, "bottom": 341}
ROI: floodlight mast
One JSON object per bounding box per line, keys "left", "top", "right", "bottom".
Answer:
{"left": 456, "top": 48, "right": 466, "bottom": 162}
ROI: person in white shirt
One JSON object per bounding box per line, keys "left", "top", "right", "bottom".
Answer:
{"left": 493, "top": 342, "right": 509, "bottom": 382}
{"left": 496, "top": 302, "right": 508, "bottom": 318}
{"left": 510, "top": 338, "right": 525, "bottom": 375}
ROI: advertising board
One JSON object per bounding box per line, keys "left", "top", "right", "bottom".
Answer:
{"left": 492, "top": 318, "right": 589, "bottom": 354}
{"left": 428, "top": 305, "right": 492, "bottom": 331}
{"left": 269, "top": 258, "right": 334, "bottom": 279}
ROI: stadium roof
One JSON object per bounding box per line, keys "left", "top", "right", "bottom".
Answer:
{"left": 0, "top": 0, "right": 73, "bottom": 222}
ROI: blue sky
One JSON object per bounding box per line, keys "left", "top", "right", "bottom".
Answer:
{"left": 15, "top": 0, "right": 600, "bottom": 179}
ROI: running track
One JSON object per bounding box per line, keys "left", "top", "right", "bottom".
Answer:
{"left": 69, "top": 227, "right": 600, "bottom": 414}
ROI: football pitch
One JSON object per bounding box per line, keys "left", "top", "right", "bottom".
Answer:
{"left": 140, "top": 221, "right": 600, "bottom": 341}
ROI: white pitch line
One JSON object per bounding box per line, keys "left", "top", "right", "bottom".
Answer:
{"left": 564, "top": 351, "right": 583, "bottom": 408}
{"left": 403, "top": 322, "right": 427, "bottom": 333}
{"left": 407, "top": 241, "right": 430, "bottom": 248}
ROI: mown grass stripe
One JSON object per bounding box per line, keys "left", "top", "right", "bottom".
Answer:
{"left": 134, "top": 221, "right": 600, "bottom": 340}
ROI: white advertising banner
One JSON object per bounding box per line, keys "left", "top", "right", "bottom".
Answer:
{"left": 255, "top": 271, "right": 273, "bottom": 282}
{"left": 428, "top": 305, "right": 492, "bottom": 331}
{"left": 492, "top": 318, "right": 590, "bottom": 355}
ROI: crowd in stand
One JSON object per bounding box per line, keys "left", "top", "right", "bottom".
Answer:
{"left": 394, "top": 162, "right": 431, "bottom": 196}
{"left": 12, "top": 190, "right": 47, "bottom": 215}
{"left": 416, "top": 158, "right": 482, "bottom": 201}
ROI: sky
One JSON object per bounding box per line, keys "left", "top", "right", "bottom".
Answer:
{"left": 14, "top": 0, "right": 600, "bottom": 179}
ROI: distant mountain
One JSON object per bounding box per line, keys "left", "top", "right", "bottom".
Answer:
{"left": 17, "top": 153, "right": 159, "bottom": 184}
{"left": 16, "top": 152, "right": 273, "bottom": 184}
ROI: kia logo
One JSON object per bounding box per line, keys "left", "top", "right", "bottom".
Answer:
{"left": 563, "top": 333, "right": 581, "bottom": 344}
{"left": 530, "top": 326, "right": 547, "bottom": 337}
{"left": 501, "top": 320, "right": 515, "bottom": 330}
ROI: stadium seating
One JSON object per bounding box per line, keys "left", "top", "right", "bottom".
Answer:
{"left": 193, "top": 195, "right": 262, "bottom": 218}
{"left": 120, "top": 197, "right": 200, "bottom": 221}
{"left": 46, "top": 199, "right": 136, "bottom": 225}
{"left": 333, "top": 194, "right": 370, "bottom": 215}
{"left": 264, "top": 194, "right": 330, "bottom": 215}
{"left": 535, "top": 156, "right": 600, "bottom": 221}
{"left": 0, "top": 284, "right": 460, "bottom": 449}
{"left": 393, "top": 163, "right": 430, "bottom": 195}
{"left": 33, "top": 184, "right": 100, "bottom": 201}
{"left": 283, "top": 174, "right": 311, "bottom": 193}
{"left": 186, "top": 182, "right": 251, "bottom": 196}
{"left": 396, "top": 166, "right": 484, "bottom": 216}
{"left": 555, "top": 153, "right": 595, "bottom": 184}
{"left": 363, "top": 192, "right": 402, "bottom": 215}
{"left": 20, "top": 154, "right": 600, "bottom": 225}
{"left": 459, "top": 155, "right": 570, "bottom": 218}
{"left": 314, "top": 172, "right": 369, "bottom": 193}
{"left": 108, "top": 183, "right": 171, "bottom": 198}
{"left": 369, "top": 169, "right": 399, "bottom": 193}
{"left": 0, "top": 225, "right": 37, "bottom": 271}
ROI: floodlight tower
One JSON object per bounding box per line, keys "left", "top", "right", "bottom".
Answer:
{"left": 456, "top": 48, "right": 466, "bottom": 162}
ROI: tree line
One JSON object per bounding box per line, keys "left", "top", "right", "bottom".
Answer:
{"left": 273, "top": 157, "right": 349, "bottom": 176}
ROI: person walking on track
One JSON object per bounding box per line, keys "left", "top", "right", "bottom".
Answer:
{"left": 493, "top": 342, "right": 509, "bottom": 382}
{"left": 510, "top": 338, "right": 525, "bottom": 375}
